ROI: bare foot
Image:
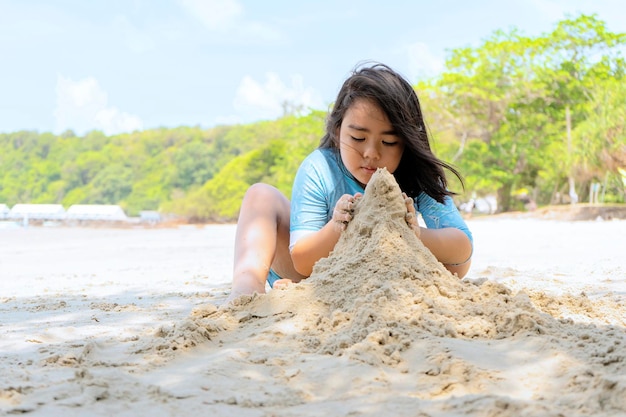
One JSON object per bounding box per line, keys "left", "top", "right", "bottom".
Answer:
{"left": 223, "top": 273, "right": 267, "bottom": 306}
{"left": 222, "top": 286, "right": 265, "bottom": 308}
{"left": 272, "top": 278, "right": 293, "bottom": 290}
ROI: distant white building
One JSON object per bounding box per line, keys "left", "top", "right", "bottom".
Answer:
{"left": 0, "top": 204, "right": 9, "bottom": 219}
{"left": 9, "top": 204, "right": 66, "bottom": 220}
{"left": 139, "top": 210, "right": 161, "bottom": 224}
{"left": 66, "top": 204, "right": 128, "bottom": 221}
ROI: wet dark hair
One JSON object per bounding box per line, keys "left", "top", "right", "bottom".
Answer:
{"left": 319, "top": 62, "right": 463, "bottom": 202}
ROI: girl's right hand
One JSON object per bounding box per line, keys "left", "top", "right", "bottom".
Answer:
{"left": 332, "top": 193, "right": 361, "bottom": 231}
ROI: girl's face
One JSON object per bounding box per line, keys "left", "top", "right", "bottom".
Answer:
{"left": 338, "top": 98, "right": 404, "bottom": 187}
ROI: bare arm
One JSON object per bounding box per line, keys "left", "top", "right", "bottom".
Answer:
{"left": 290, "top": 220, "right": 342, "bottom": 277}
{"left": 404, "top": 193, "right": 472, "bottom": 278}
{"left": 419, "top": 227, "right": 472, "bottom": 278}
{"left": 291, "top": 193, "right": 360, "bottom": 277}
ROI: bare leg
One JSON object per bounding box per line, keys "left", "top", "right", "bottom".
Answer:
{"left": 227, "top": 183, "right": 306, "bottom": 302}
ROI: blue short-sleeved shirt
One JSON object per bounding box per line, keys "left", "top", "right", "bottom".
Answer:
{"left": 289, "top": 147, "right": 473, "bottom": 249}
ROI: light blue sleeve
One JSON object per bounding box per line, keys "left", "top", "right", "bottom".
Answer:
{"left": 416, "top": 193, "right": 473, "bottom": 246}
{"left": 290, "top": 153, "right": 332, "bottom": 235}
{"left": 289, "top": 148, "right": 364, "bottom": 250}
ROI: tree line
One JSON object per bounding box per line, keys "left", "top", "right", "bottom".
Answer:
{"left": 1, "top": 14, "right": 624, "bottom": 221}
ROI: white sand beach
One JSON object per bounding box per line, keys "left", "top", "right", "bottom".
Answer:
{"left": 1, "top": 174, "right": 625, "bottom": 416}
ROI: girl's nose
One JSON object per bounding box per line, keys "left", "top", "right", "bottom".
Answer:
{"left": 362, "top": 142, "right": 381, "bottom": 160}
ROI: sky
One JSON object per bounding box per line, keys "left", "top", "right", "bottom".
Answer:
{"left": 1, "top": 0, "right": 625, "bottom": 136}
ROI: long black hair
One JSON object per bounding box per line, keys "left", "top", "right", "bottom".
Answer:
{"left": 319, "top": 62, "right": 463, "bottom": 203}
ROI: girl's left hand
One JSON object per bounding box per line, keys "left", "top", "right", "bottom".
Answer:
{"left": 402, "top": 192, "right": 421, "bottom": 238}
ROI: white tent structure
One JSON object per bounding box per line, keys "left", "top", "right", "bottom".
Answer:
{"left": 0, "top": 204, "right": 9, "bottom": 219}
{"left": 9, "top": 204, "right": 66, "bottom": 220}
{"left": 66, "top": 204, "right": 128, "bottom": 221}
{"left": 139, "top": 210, "right": 161, "bottom": 224}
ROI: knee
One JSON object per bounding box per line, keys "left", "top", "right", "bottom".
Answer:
{"left": 240, "top": 183, "right": 290, "bottom": 225}
{"left": 244, "top": 183, "right": 281, "bottom": 203}
{"left": 242, "top": 183, "right": 289, "bottom": 212}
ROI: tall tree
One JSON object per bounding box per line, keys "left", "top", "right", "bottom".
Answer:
{"left": 434, "top": 29, "right": 546, "bottom": 210}
{"left": 536, "top": 14, "right": 626, "bottom": 204}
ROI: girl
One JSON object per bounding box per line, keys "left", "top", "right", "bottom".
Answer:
{"left": 228, "top": 63, "right": 472, "bottom": 301}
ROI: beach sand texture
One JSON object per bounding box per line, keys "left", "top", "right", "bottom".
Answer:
{"left": 1, "top": 169, "right": 625, "bottom": 416}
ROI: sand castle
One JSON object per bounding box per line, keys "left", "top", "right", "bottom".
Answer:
{"left": 211, "top": 168, "right": 558, "bottom": 347}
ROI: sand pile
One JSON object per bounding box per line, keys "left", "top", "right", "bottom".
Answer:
{"left": 177, "top": 169, "right": 583, "bottom": 347}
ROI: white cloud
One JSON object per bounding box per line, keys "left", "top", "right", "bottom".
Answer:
{"left": 54, "top": 75, "right": 143, "bottom": 136}
{"left": 178, "top": 0, "right": 242, "bottom": 31}
{"left": 406, "top": 42, "right": 445, "bottom": 81}
{"left": 232, "top": 72, "right": 323, "bottom": 121}
{"left": 177, "top": 0, "right": 280, "bottom": 42}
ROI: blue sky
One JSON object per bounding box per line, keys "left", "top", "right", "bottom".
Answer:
{"left": 1, "top": 0, "right": 625, "bottom": 135}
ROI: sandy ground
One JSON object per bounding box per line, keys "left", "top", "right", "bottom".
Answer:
{"left": 1, "top": 196, "right": 625, "bottom": 415}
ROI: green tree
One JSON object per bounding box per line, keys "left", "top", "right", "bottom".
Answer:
{"left": 434, "top": 28, "right": 546, "bottom": 210}
{"left": 430, "top": 13, "right": 625, "bottom": 211}
{"left": 573, "top": 76, "right": 626, "bottom": 202}
{"left": 535, "top": 14, "right": 626, "bottom": 204}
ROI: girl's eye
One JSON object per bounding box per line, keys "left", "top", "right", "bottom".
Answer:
{"left": 350, "top": 136, "right": 365, "bottom": 142}
{"left": 383, "top": 141, "right": 399, "bottom": 146}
